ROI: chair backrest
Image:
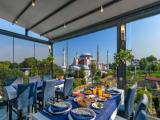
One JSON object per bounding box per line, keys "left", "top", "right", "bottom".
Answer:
{"left": 29, "top": 76, "right": 41, "bottom": 83}
{"left": 29, "top": 76, "right": 42, "bottom": 88}
{"left": 63, "top": 78, "right": 74, "bottom": 97}
{"left": 135, "top": 94, "right": 148, "bottom": 119}
{"left": 42, "top": 81, "right": 56, "bottom": 101}
{"left": 0, "top": 105, "right": 8, "bottom": 120}
{"left": 17, "top": 83, "right": 31, "bottom": 110}
{"left": 125, "top": 83, "right": 137, "bottom": 119}
{"left": 29, "top": 82, "right": 37, "bottom": 106}
{"left": 43, "top": 75, "right": 52, "bottom": 81}
{"left": 135, "top": 110, "right": 148, "bottom": 120}
{"left": 12, "top": 77, "right": 23, "bottom": 86}
{"left": 4, "top": 77, "right": 16, "bottom": 86}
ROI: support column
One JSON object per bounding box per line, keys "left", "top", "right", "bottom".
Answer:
{"left": 13, "top": 37, "right": 15, "bottom": 64}
{"left": 25, "top": 29, "right": 28, "bottom": 36}
{"left": 117, "top": 22, "right": 126, "bottom": 89}
{"left": 49, "top": 43, "right": 54, "bottom": 78}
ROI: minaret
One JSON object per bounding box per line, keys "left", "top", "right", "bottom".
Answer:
{"left": 107, "top": 50, "right": 109, "bottom": 70}
{"left": 62, "top": 48, "right": 66, "bottom": 67}
{"left": 97, "top": 44, "right": 99, "bottom": 69}
{"left": 66, "top": 41, "right": 68, "bottom": 69}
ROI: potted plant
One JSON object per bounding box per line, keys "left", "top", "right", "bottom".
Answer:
{"left": 114, "top": 49, "right": 134, "bottom": 88}
{"left": 114, "top": 49, "right": 134, "bottom": 67}
{"left": 135, "top": 87, "right": 152, "bottom": 113}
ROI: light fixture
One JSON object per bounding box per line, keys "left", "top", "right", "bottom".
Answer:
{"left": 48, "top": 45, "right": 51, "bottom": 52}
{"left": 120, "top": 24, "right": 126, "bottom": 41}
{"left": 121, "top": 24, "right": 125, "bottom": 32}
{"left": 63, "top": 24, "right": 67, "bottom": 28}
{"left": 100, "top": 5, "right": 104, "bottom": 13}
{"left": 32, "top": 0, "right": 36, "bottom": 7}
{"left": 15, "top": 20, "right": 18, "bottom": 24}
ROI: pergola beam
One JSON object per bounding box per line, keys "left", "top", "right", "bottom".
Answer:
{"left": 28, "top": 0, "right": 76, "bottom": 30}
{"left": 40, "top": 0, "right": 121, "bottom": 36}
{"left": 0, "top": 29, "right": 52, "bottom": 45}
{"left": 12, "top": 1, "right": 32, "bottom": 24}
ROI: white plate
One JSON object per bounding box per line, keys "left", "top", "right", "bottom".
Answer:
{"left": 48, "top": 102, "right": 72, "bottom": 114}
{"left": 92, "top": 102, "right": 104, "bottom": 109}
{"left": 69, "top": 108, "right": 96, "bottom": 120}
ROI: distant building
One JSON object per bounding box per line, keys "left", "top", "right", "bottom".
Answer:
{"left": 61, "top": 48, "right": 66, "bottom": 72}
{"left": 131, "top": 59, "right": 140, "bottom": 67}
{"left": 70, "top": 52, "right": 108, "bottom": 79}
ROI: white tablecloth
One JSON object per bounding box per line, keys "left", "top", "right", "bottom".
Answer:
{"left": 5, "top": 81, "right": 64, "bottom": 100}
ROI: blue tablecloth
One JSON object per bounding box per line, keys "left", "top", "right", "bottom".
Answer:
{"left": 40, "top": 94, "right": 121, "bottom": 120}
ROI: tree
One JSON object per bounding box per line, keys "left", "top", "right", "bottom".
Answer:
{"left": 74, "top": 70, "right": 79, "bottom": 78}
{"left": 53, "top": 64, "right": 64, "bottom": 78}
{"left": 94, "top": 76, "right": 101, "bottom": 85}
{"left": 79, "top": 67, "right": 86, "bottom": 79}
{"left": 139, "top": 58, "right": 147, "bottom": 70}
{"left": 90, "top": 63, "right": 97, "bottom": 77}
{"left": 20, "top": 57, "right": 37, "bottom": 68}
{"left": 146, "top": 55, "right": 157, "bottom": 63}
{"left": 0, "top": 61, "right": 12, "bottom": 69}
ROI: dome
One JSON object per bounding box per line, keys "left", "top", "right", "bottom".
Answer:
{"left": 61, "top": 66, "right": 66, "bottom": 69}
{"left": 71, "top": 65, "right": 81, "bottom": 70}
{"left": 80, "top": 53, "right": 93, "bottom": 57}
{"left": 82, "top": 65, "right": 90, "bottom": 70}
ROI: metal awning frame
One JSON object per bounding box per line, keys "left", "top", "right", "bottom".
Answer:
{"left": 53, "top": 1, "right": 160, "bottom": 43}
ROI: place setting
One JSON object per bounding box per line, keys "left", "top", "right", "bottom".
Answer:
{"left": 45, "top": 99, "right": 72, "bottom": 115}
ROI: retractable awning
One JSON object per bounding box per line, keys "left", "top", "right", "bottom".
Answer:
{"left": 0, "top": 0, "right": 159, "bottom": 42}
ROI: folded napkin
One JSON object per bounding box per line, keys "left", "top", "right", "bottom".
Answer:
{"left": 50, "top": 103, "right": 68, "bottom": 112}
{"left": 70, "top": 109, "right": 95, "bottom": 120}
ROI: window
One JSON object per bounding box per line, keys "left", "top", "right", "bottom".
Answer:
{"left": 35, "top": 43, "right": 49, "bottom": 60}
{"left": 14, "top": 38, "right": 34, "bottom": 63}
{"left": 0, "top": 34, "right": 13, "bottom": 62}
{"left": 54, "top": 27, "right": 117, "bottom": 85}
{"left": 126, "top": 14, "right": 160, "bottom": 118}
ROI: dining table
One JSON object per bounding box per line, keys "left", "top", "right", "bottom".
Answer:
{"left": 32, "top": 88, "right": 124, "bottom": 120}
{"left": 5, "top": 79, "right": 64, "bottom": 100}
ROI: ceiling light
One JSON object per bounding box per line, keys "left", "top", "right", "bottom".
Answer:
{"left": 64, "top": 24, "right": 67, "bottom": 28}
{"left": 15, "top": 20, "right": 18, "bottom": 24}
{"left": 100, "top": 5, "right": 104, "bottom": 13}
{"left": 32, "top": 0, "right": 36, "bottom": 7}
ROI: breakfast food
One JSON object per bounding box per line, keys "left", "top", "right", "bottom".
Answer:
{"left": 74, "top": 96, "right": 84, "bottom": 102}
{"left": 84, "top": 90, "right": 92, "bottom": 95}
{"left": 98, "top": 96, "right": 107, "bottom": 102}
{"left": 86, "top": 95, "right": 96, "bottom": 103}
{"left": 77, "top": 98, "right": 90, "bottom": 107}
{"left": 103, "top": 93, "right": 112, "bottom": 98}
{"left": 92, "top": 102, "right": 104, "bottom": 109}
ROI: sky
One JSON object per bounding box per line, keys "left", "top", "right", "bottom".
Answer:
{"left": 0, "top": 18, "right": 49, "bottom": 63}
{"left": 0, "top": 14, "right": 160, "bottom": 65}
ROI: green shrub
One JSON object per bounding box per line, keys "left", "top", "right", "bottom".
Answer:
{"left": 81, "top": 79, "right": 86, "bottom": 85}
{"left": 102, "top": 73, "right": 107, "bottom": 78}
{"left": 73, "top": 78, "right": 81, "bottom": 88}
{"left": 94, "top": 76, "right": 101, "bottom": 85}
{"left": 135, "top": 87, "right": 152, "bottom": 113}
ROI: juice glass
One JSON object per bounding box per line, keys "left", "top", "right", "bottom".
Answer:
{"left": 93, "top": 87, "right": 97, "bottom": 95}
{"left": 97, "top": 88, "right": 103, "bottom": 97}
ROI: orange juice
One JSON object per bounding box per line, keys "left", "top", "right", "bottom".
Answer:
{"left": 97, "top": 88, "right": 103, "bottom": 97}
{"left": 93, "top": 88, "right": 97, "bottom": 95}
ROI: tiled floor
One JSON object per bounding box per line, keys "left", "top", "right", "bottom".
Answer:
{"left": 115, "top": 116, "right": 126, "bottom": 120}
